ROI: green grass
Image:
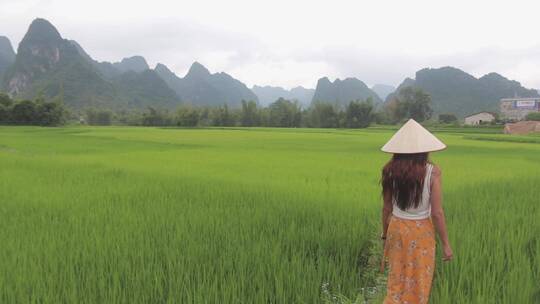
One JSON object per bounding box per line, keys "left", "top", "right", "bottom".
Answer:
{"left": 0, "top": 126, "right": 539, "bottom": 303}
{"left": 464, "top": 133, "right": 540, "bottom": 144}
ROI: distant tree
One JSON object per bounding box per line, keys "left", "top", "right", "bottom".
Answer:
{"left": 115, "top": 109, "right": 143, "bottom": 125}
{"left": 525, "top": 112, "right": 540, "bottom": 121}
{"left": 176, "top": 105, "right": 200, "bottom": 127}
{"left": 399, "top": 87, "right": 432, "bottom": 122}
{"left": 268, "top": 98, "right": 301, "bottom": 127}
{"left": 383, "top": 98, "right": 407, "bottom": 124}
{"left": 0, "top": 93, "right": 13, "bottom": 123}
{"left": 307, "top": 101, "right": 338, "bottom": 128}
{"left": 85, "top": 108, "right": 113, "bottom": 125}
{"left": 345, "top": 98, "right": 374, "bottom": 128}
{"left": 0, "top": 93, "right": 12, "bottom": 107}
{"left": 0, "top": 104, "right": 9, "bottom": 124}
{"left": 438, "top": 113, "right": 458, "bottom": 124}
{"left": 142, "top": 107, "right": 172, "bottom": 126}
{"left": 258, "top": 107, "right": 271, "bottom": 127}
{"left": 35, "top": 98, "right": 68, "bottom": 126}
{"left": 241, "top": 100, "right": 260, "bottom": 127}
{"left": 385, "top": 87, "right": 433, "bottom": 123}
{"left": 337, "top": 109, "right": 347, "bottom": 128}
{"left": 373, "top": 110, "right": 390, "bottom": 125}
{"left": 11, "top": 99, "right": 38, "bottom": 125}
{"left": 197, "top": 107, "right": 212, "bottom": 126}
{"left": 211, "top": 104, "right": 236, "bottom": 126}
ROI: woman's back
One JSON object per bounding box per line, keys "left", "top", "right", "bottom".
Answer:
{"left": 392, "top": 163, "right": 433, "bottom": 220}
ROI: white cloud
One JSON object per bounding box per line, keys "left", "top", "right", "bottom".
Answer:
{"left": 1, "top": 0, "right": 539, "bottom": 89}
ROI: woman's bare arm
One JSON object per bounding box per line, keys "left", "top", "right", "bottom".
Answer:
{"left": 382, "top": 190, "right": 393, "bottom": 238}
{"left": 430, "top": 166, "right": 453, "bottom": 261}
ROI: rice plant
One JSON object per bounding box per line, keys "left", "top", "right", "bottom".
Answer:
{"left": 0, "top": 126, "right": 538, "bottom": 303}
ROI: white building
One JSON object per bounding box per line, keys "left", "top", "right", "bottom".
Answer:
{"left": 500, "top": 98, "right": 540, "bottom": 121}
{"left": 464, "top": 112, "right": 496, "bottom": 125}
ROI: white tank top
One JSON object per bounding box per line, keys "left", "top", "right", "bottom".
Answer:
{"left": 392, "top": 163, "right": 433, "bottom": 220}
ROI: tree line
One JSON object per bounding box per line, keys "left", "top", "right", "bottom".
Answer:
{"left": 0, "top": 87, "right": 440, "bottom": 128}
{"left": 83, "top": 98, "right": 376, "bottom": 128}
{"left": 84, "top": 87, "right": 436, "bottom": 128}
{"left": 0, "top": 93, "right": 68, "bottom": 126}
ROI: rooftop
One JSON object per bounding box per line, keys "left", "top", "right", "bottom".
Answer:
{"left": 465, "top": 111, "right": 496, "bottom": 118}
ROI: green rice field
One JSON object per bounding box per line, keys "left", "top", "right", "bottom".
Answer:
{"left": 0, "top": 126, "right": 539, "bottom": 303}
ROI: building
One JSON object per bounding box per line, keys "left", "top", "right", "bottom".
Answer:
{"left": 500, "top": 97, "right": 540, "bottom": 121}
{"left": 464, "top": 112, "right": 496, "bottom": 125}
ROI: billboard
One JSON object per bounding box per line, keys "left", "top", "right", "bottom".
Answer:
{"left": 516, "top": 100, "right": 536, "bottom": 108}
{"left": 513, "top": 100, "right": 539, "bottom": 109}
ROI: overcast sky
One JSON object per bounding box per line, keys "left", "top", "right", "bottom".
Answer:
{"left": 1, "top": 0, "right": 539, "bottom": 89}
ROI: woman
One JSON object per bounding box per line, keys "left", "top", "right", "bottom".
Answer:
{"left": 380, "top": 119, "right": 453, "bottom": 304}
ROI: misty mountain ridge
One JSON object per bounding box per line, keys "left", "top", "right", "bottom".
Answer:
{"left": 0, "top": 18, "right": 181, "bottom": 108}
{"left": 389, "top": 66, "right": 539, "bottom": 117}
{"left": 0, "top": 36, "right": 16, "bottom": 78}
{"left": 312, "top": 77, "right": 381, "bottom": 106}
{"left": 252, "top": 85, "right": 314, "bottom": 106}
{"left": 371, "top": 84, "right": 395, "bottom": 100}
{"left": 154, "top": 61, "right": 258, "bottom": 107}
{"left": 2, "top": 19, "right": 121, "bottom": 108}
{"left": 113, "top": 56, "right": 149, "bottom": 73}
{"left": 1, "top": 18, "right": 257, "bottom": 109}
{"left": 1, "top": 18, "right": 538, "bottom": 116}
{"left": 69, "top": 40, "right": 151, "bottom": 80}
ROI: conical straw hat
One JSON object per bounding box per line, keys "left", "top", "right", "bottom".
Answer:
{"left": 381, "top": 119, "right": 446, "bottom": 154}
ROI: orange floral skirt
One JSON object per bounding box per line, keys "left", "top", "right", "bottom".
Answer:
{"left": 382, "top": 216, "right": 436, "bottom": 304}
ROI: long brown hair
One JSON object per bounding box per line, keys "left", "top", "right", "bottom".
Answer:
{"left": 381, "top": 153, "right": 429, "bottom": 210}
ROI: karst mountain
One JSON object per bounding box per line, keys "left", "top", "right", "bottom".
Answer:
{"left": 1, "top": 18, "right": 538, "bottom": 116}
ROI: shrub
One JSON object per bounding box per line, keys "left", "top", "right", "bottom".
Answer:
{"left": 525, "top": 112, "right": 540, "bottom": 121}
